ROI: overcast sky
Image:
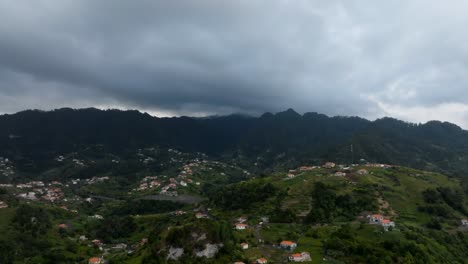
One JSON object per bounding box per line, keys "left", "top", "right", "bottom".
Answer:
{"left": 1, "top": 1, "right": 468, "bottom": 127}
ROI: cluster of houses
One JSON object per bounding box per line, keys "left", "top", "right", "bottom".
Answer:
{"left": 279, "top": 241, "right": 312, "bottom": 262}
{"left": 15, "top": 182, "right": 65, "bottom": 202}
{"left": 87, "top": 176, "right": 110, "bottom": 185}
{"left": 72, "top": 158, "right": 85, "bottom": 167}
{"left": 132, "top": 159, "right": 206, "bottom": 195}
{"left": 235, "top": 238, "right": 310, "bottom": 263}
{"left": 54, "top": 155, "right": 86, "bottom": 166}
{"left": 82, "top": 235, "right": 148, "bottom": 258}
{"left": 367, "top": 214, "right": 396, "bottom": 231}
{"left": 160, "top": 160, "right": 207, "bottom": 194}
{"left": 0, "top": 157, "right": 14, "bottom": 177}
{"left": 133, "top": 176, "right": 161, "bottom": 191}
{"left": 364, "top": 163, "right": 394, "bottom": 169}
{"left": 286, "top": 161, "right": 377, "bottom": 179}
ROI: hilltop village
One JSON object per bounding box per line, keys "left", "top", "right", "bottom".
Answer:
{"left": 0, "top": 146, "right": 467, "bottom": 263}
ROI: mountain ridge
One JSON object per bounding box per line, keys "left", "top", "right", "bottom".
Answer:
{"left": 1, "top": 107, "right": 468, "bottom": 177}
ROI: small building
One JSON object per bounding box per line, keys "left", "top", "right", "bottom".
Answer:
{"left": 92, "top": 239, "right": 103, "bottom": 247}
{"left": 256, "top": 258, "right": 268, "bottom": 264}
{"left": 112, "top": 243, "right": 127, "bottom": 250}
{"left": 57, "top": 223, "right": 68, "bottom": 229}
{"left": 323, "top": 162, "right": 336, "bottom": 169}
{"left": 88, "top": 257, "right": 104, "bottom": 264}
{"left": 461, "top": 219, "right": 468, "bottom": 226}
{"left": 299, "top": 166, "right": 314, "bottom": 171}
{"left": 280, "top": 240, "right": 297, "bottom": 250}
{"left": 357, "top": 169, "right": 369, "bottom": 175}
{"left": 240, "top": 242, "right": 249, "bottom": 250}
{"left": 334, "top": 171, "right": 346, "bottom": 177}
{"left": 89, "top": 214, "right": 104, "bottom": 220}
{"left": 287, "top": 173, "right": 295, "bottom": 178}
{"left": 367, "top": 214, "right": 384, "bottom": 224}
{"left": 174, "top": 210, "right": 186, "bottom": 216}
{"left": 237, "top": 216, "right": 248, "bottom": 223}
{"left": 234, "top": 262, "right": 246, "bottom": 264}
{"left": 381, "top": 219, "right": 395, "bottom": 231}
{"left": 195, "top": 212, "right": 208, "bottom": 219}
{"left": 0, "top": 201, "right": 8, "bottom": 209}
{"left": 288, "top": 252, "right": 311, "bottom": 262}
{"left": 234, "top": 223, "right": 248, "bottom": 230}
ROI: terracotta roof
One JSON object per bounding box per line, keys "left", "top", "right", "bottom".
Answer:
{"left": 381, "top": 219, "right": 393, "bottom": 224}
{"left": 280, "top": 240, "right": 296, "bottom": 245}
{"left": 291, "top": 253, "right": 302, "bottom": 257}
{"left": 88, "top": 257, "right": 101, "bottom": 264}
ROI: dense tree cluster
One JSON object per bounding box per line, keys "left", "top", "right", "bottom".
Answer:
{"left": 305, "top": 182, "right": 378, "bottom": 224}
{"left": 209, "top": 181, "right": 278, "bottom": 210}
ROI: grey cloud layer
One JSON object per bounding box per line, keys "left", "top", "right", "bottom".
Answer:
{"left": 1, "top": 0, "right": 468, "bottom": 126}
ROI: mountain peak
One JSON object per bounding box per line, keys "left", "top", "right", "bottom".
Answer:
{"left": 275, "top": 108, "right": 301, "bottom": 118}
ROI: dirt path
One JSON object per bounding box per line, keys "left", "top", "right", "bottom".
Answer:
{"left": 378, "top": 196, "right": 396, "bottom": 216}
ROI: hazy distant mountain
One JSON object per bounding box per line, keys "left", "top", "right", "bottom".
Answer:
{"left": 1, "top": 108, "right": 468, "bottom": 176}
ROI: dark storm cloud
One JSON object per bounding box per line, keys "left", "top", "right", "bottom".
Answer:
{"left": 1, "top": 0, "right": 468, "bottom": 126}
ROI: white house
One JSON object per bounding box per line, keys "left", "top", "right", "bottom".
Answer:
{"left": 357, "top": 169, "right": 369, "bottom": 175}
{"left": 0, "top": 201, "right": 8, "bottom": 209}
{"left": 288, "top": 252, "right": 311, "bottom": 262}
{"left": 334, "top": 171, "right": 346, "bottom": 177}
{"left": 461, "top": 219, "right": 468, "bottom": 226}
{"left": 280, "top": 240, "right": 297, "bottom": 250}
{"left": 234, "top": 223, "right": 248, "bottom": 230}
{"left": 240, "top": 242, "right": 249, "bottom": 250}
{"left": 195, "top": 212, "right": 208, "bottom": 219}
{"left": 381, "top": 219, "right": 395, "bottom": 231}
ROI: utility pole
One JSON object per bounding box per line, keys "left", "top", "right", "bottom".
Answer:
{"left": 350, "top": 144, "right": 354, "bottom": 165}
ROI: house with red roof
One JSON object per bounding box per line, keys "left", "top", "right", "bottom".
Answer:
{"left": 280, "top": 240, "right": 297, "bottom": 250}
{"left": 256, "top": 257, "right": 268, "bottom": 264}
{"left": 88, "top": 256, "right": 104, "bottom": 264}
{"left": 367, "top": 214, "right": 384, "bottom": 224}
{"left": 195, "top": 212, "right": 208, "bottom": 219}
{"left": 299, "top": 166, "right": 314, "bottom": 171}
{"left": 288, "top": 252, "right": 311, "bottom": 262}
{"left": 234, "top": 223, "right": 248, "bottom": 230}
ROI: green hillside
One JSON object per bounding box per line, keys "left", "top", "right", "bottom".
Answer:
{"left": 1, "top": 163, "right": 468, "bottom": 263}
